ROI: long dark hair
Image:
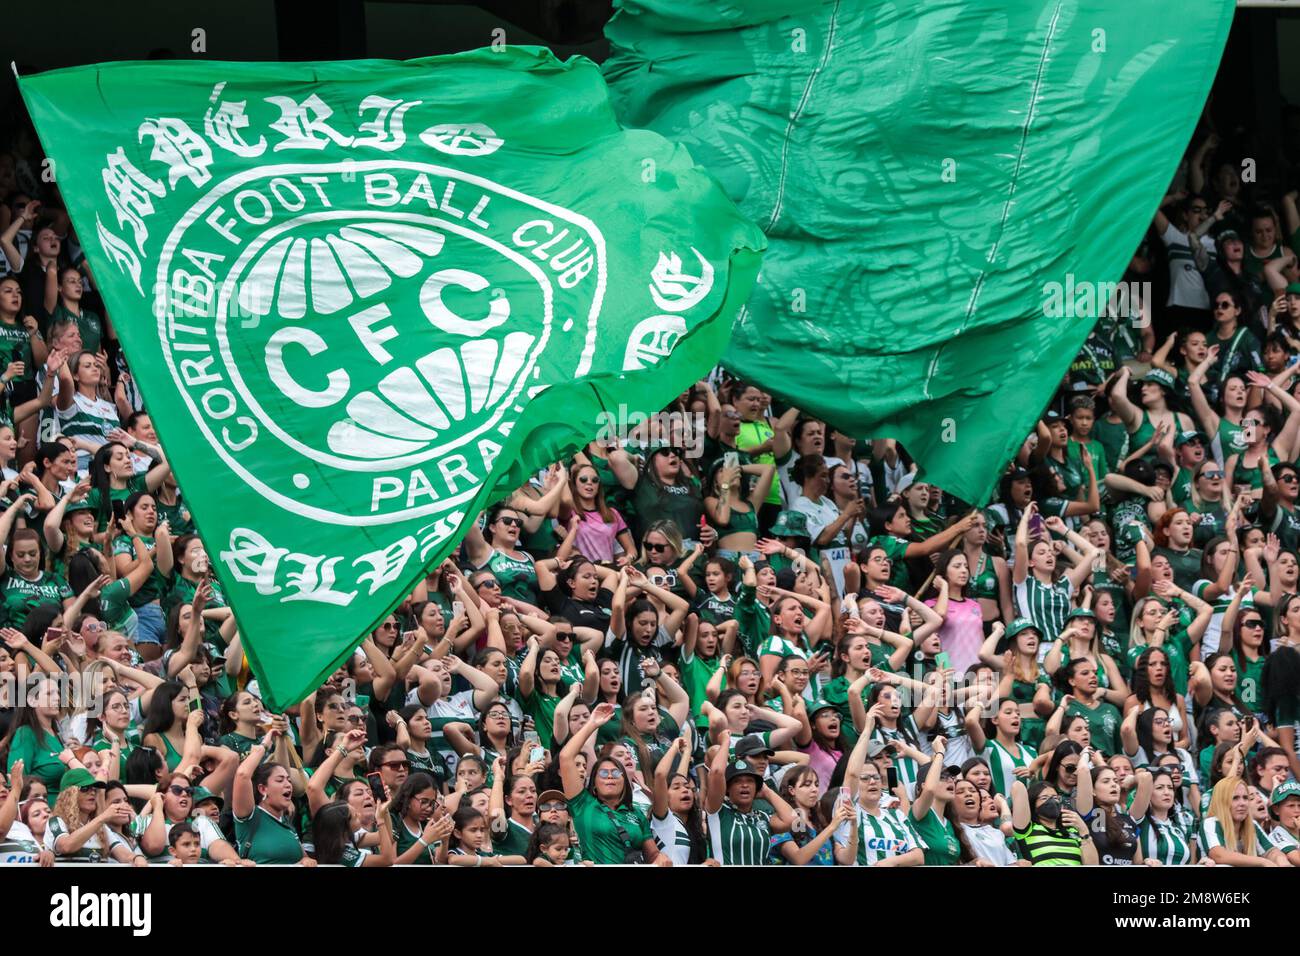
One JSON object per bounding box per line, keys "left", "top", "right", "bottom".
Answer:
{"left": 88, "top": 441, "right": 128, "bottom": 528}
{"left": 525, "top": 821, "right": 569, "bottom": 863}
{"left": 586, "top": 754, "right": 633, "bottom": 810}
{"left": 1262, "top": 646, "right": 1300, "bottom": 722}
{"left": 1045, "top": 741, "right": 1083, "bottom": 792}
{"left": 390, "top": 772, "right": 438, "bottom": 821}
{"left": 140, "top": 680, "right": 186, "bottom": 737}
{"left": 1131, "top": 646, "right": 1177, "bottom": 705}
{"left": 311, "top": 802, "right": 355, "bottom": 865}
{"left": 1089, "top": 766, "right": 1129, "bottom": 849}
{"left": 1135, "top": 707, "right": 1172, "bottom": 761}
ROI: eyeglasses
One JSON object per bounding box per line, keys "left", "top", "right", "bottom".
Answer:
{"left": 476, "top": 579, "right": 501, "bottom": 590}
{"left": 381, "top": 761, "right": 410, "bottom": 770}
{"left": 1190, "top": 205, "right": 1209, "bottom": 214}
{"left": 83, "top": 622, "right": 106, "bottom": 633}
{"left": 1281, "top": 475, "right": 1300, "bottom": 483}
{"left": 343, "top": 716, "right": 366, "bottom": 726}
{"left": 1152, "top": 717, "right": 1171, "bottom": 726}
{"left": 412, "top": 796, "right": 438, "bottom": 807}
{"left": 496, "top": 516, "right": 523, "bottom": 527}
{"left": 378, "top": 622, "right": 397, "bottom": 630}
{"left": 1201, "top": 471, "right": 1223, "bottom": 479}
{"left": 857, "top": 774, "right": 881, "bottom": 783}
{"left": 1241, "top": 619, "right": 1265, "bottom": 629}
{"left": 538, "top": 801, "right": 566, "bottom": 812}
{"left": 1060, "top": 763, "right": 1079, "bottom": 773}
{"left": 596, "top": 768, "right": 624, "bottom": 780}
{"left": 169, "top": 785, "right": 194, "bottom": 797}
{"left": 646, "top": 542, "right": 669, "bottom": 552}
{"left": 1214, "top": 301, "right": 1233, "bottom": 310}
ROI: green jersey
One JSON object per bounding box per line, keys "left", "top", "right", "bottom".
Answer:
{"left": 912, "top": 806, "right": 962, "bottom": 866}
{"left": 391, "top": 815, "right": 437, "bottom": 865}
{"left": 982, "top": 739, "right": 1037, "bottom": 798}
{"left": 487, "top": 549, "right": 538, "bottom": 603}
{"left": 1065, "top": 699, "right": 1123, "bottom": 755}
{"left": 0, "top": 319, "right": 33, "bottom": 381}
{"left": 1140, "top": 814, "right": 1193, "bottom": 866}
{"left": 1014, "top": 575, "right": 1073, "bottom": 645}
{"left": 1152, "top": 546, "right": 1202, "bottom": 592}
{"left": 492, "top": 817, "right": 534, "bottom": 857}
{"left": 50, "top": 303, "right": 105, "bottom": 355}
{"left": 869, "top": 534, "right": 911, "bottom": 590}
{"left": 233, "top": 806, "right": 303, "bottom": 864}
{"left": 0, "top": 570, "right": 72, "bottom": 628}
{"left": 732, "top": 583, "right": 771, "bottom": 659}
{"left": 680, "top": 648, "right": 722, "bottom": 727}
{"left": 45, "top": 814, "right": 128, "bottom": 862}
{"left": 706, "top": 800, "right": 773, "bottom": 866}
{"left": 1197, "top": 816, "right": 1273, "bottom": 860}
{"left": 568, "top": 789, "right": 652, "bottom": 865}
{"left": 112, "top": 534, "right": 164, "bottom": 606}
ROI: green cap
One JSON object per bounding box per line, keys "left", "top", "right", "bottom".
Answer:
{"left": 1066, "top": 607, "right": 1097, "bottom": 621}
{"left": 192, "top": 785, "right": 223, "bottom": 809}
{"left": 64, "top": 499, "right": 96, "bottom": 515}
{"left": 807, "top": 698, "right": 838, "bottom": 717}
{"left": 1004, "top": 618, "right": 1040, "bottom": 640}
{"left": 1270, "top": 779, "right": 1300, "bottom": 807}
{"left": 59, "top": 768, "right": 97, "bottom": 791}
{"left": 1287, "top": 282, "right": 1300, "bottom": 296}
{"left": 1141, "top": 368, "right": 1176, "bottom": 390}
{"left": 769, "top": 510, "right": 810, "bottom": 538}
{"left": 1174, "top": 429, "right": 1208, "bottom": 447}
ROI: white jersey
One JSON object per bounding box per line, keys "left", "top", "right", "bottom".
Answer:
{"left": 651, "top": 811, "right": 694, "bottom": 866}
{"left": 960, "top": 823, "right": 1017, "bottom": 866}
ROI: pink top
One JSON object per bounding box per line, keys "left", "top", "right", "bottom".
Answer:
{"left": 561, "top": 508, "right": 629, "bottom": 563}
{"left": 925, "top": 596, "right": 985, "bottom": 675}
{"left": 803, "top": 742, "right": 842, "bottom": 796}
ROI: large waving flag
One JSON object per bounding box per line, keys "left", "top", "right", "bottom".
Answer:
{"left": 604, "top": 0, "right": 1236, "bottom": 504}
{"left": 20, "top": 48, "right": 764, "bottom": 709}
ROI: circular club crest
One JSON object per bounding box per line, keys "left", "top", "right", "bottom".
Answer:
{"left": 155, "top": 160, "right": 604, "bottom": 526}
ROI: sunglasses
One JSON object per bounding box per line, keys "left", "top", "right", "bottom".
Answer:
{"left": 1241, "top": 619, "right": 1265, "bottom": 629}
{"left": 1060, "top": 763, "right": 1079, "bottom": 773}
{"left": 646, "top": 542, "right": 669, "bottom": 552}
{"left": 538, "top": 801, "right": 566, "bottom": 812}
{"left": 1201, "top": 471, "right": 1223, "bottom": 479}
{"left": 477, "top": 579, "right": 501, "bottom": 589}
{"left": 343, "top": 716, "right": 366, "bottom": 726}
{"left": 169, "top": 785, "right": 194, "bottom": 797}
{"left": 1214, "top": 301, "right": 1234, "bottom": 310}
{"left": 381, "top": 761, "right": 410, "bottom": 770}
{"left": 596, "top": 768, "right": 624, "bottom": 780}
{"left": 575, "top": 476, "right": 599, "bottom": 485}
{"left": 496, "top": 516, "right": 523, "bottom": 527}
{"left": 1281, "top": 474, "right": 1300, "bottom": 483}
{"left": 378, "top": 622, "right": 397, "bottom": 630}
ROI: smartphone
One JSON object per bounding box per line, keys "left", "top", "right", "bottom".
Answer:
{"left": 188, "top": 696, "right": 200, "bottom": 713}
{"left": 452, "top": 600, "right": 465, "bottom": 618}
{"left": 723, "top": 450, "right": 739, "bottom": 471}
{"left": 813, "top": 639, "right": 834, "bottom": 658}
{"left": 366, "top": 771, "right": 385, "bottom": 802}
{"left": 886, "top": 767, "right": 899, "bottom": 791}
{"left": 1027, "top": 513, "right": 1046, "bottom": 538}
{"left": 111, "top": 499, "right": 127, "bottom": 522}
{"left": 935, "top": 651, "right": 951, "bottom": 671}
{"left": 523, "top": 729, "right": 543, "bottom": 763}
{"left": 834, "top": 785, "right": 850, "bottom": 809}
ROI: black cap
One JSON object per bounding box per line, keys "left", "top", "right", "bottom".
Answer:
{"left": 734, "top": 734, "right": 775, "bottom": 759}
{"left": 725, "top": 759, "right": 764, "bottom": 784}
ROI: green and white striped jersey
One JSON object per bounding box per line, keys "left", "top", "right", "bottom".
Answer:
{"left": 54, "top": 390, "right": 119, "bottom": 470}
{"left": 45, "top": 815, "right": 128, "bottom": 862}
{"left": 1197, "top": 817, "right": 1273, "bottom": 859}
{"left": 870, "top": 721, "right": 922, "bottom": 798}
{"left": 1139, "top": 814, "right": 1193, "bottom": 866}
{"left": 833, "top": 803, "right": 920, "bottom": 866}
{"left": 1265, "top": 824, "right": 1299, "bottom": 855}
{"left": 1014, "top": 576, "right": 1073, "bottom": 648}
{"left": 981, "top": 739, "right": 1037, "bottom": 798}
{"left": 707, "top": 801, "right": 772, "bottom": 866}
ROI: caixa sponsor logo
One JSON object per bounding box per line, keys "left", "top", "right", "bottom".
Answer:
{"left": 863, "top": 837, "right": 907, "bottom": 853}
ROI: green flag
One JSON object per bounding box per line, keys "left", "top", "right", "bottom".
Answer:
{"left": 604, "top": 0, "right": 1235, "bottom": 504}
{"left": 20, "top": 47, "right": 763, "bottom": 709}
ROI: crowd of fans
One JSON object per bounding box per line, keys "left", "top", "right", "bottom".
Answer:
{"left": 0, "top": 107, "right": 1297, "bottom": 867}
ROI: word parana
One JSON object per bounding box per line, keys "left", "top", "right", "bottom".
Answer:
{"left": 49, "top": 886, "right": 152, "bottom": 937}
